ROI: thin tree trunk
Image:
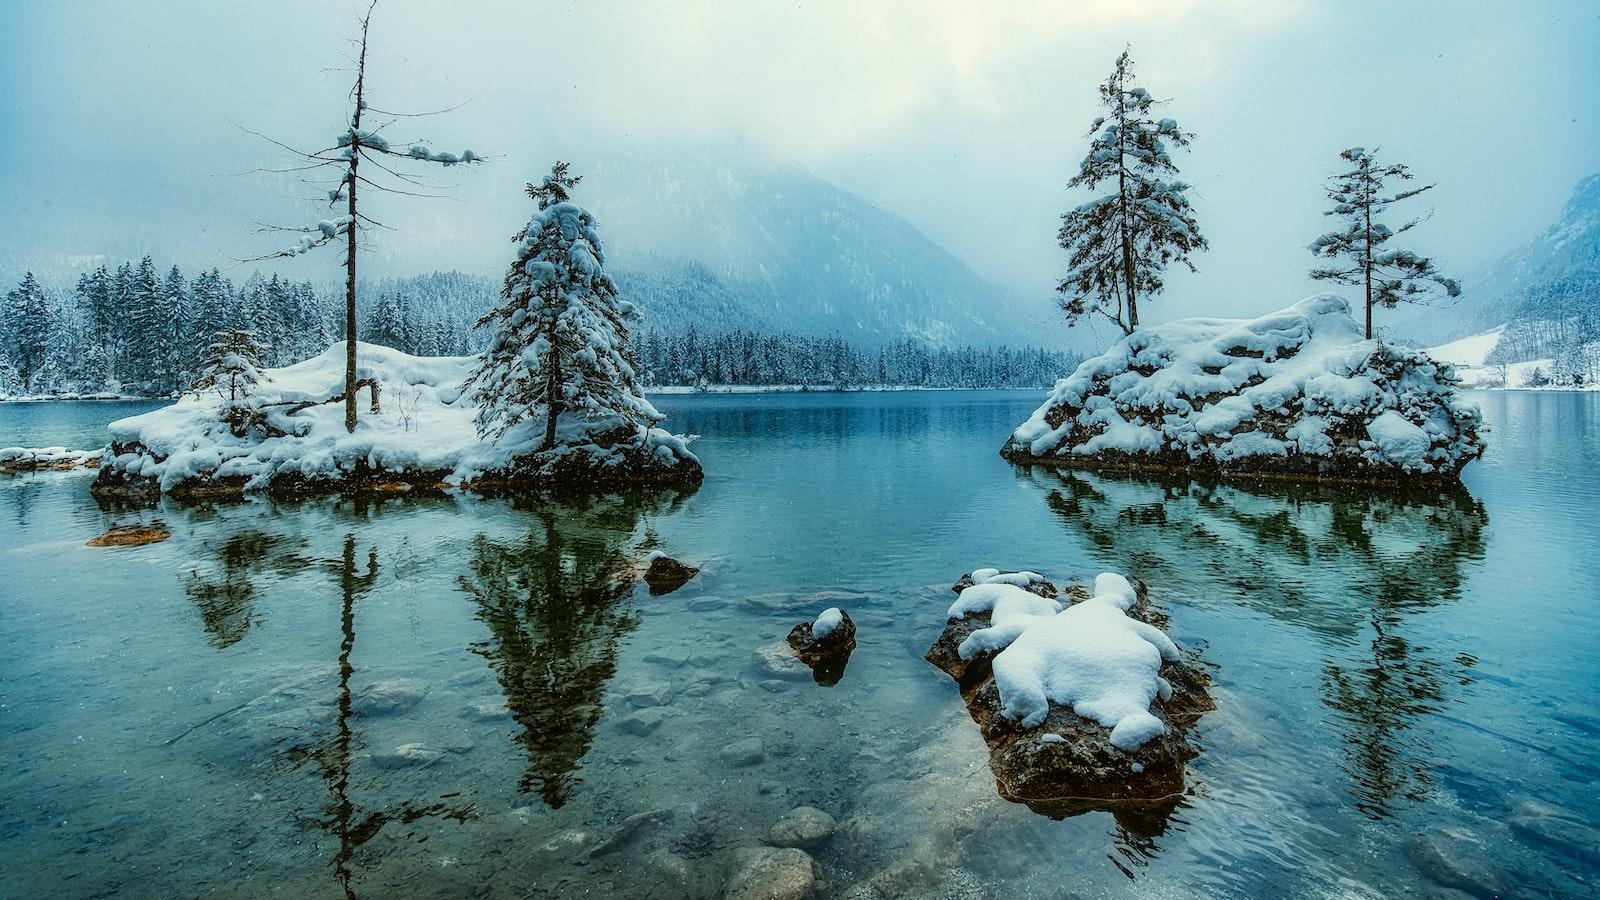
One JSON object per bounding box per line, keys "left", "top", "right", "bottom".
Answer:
{"left": 1363, "top": 161, "right": 1373, "bottom": 340}
{"left": 1115, "top": 65, "right": 1138, "bottom": 334}
{"left": 344, "top": 10, "right": 371, "bottom": 434}
{"left": 542, "top": 311, "right": 561, "bottom": 451}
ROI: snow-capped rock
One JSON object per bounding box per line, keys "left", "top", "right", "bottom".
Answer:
{"left": 1002, "top": 294, "right": 1485, "bottom": 481}
{"left": 925, "top": 569, "right": 1213, "bottom": 819}
{"left": 91, "top": 342, "right": 700, "bottom": 497}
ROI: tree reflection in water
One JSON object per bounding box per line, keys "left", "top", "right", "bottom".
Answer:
{"left": 1024, "top": 465, "right": 1487, "bottom": 819}
{"left": 182, "top": 531, "right": 303, "bottom": 648}
{"left": 458, "top": 487, "right": 696, "bottom": 808}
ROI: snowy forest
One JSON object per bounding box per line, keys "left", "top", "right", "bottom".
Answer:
{"left": 0, "top": 265, "right": 1078, "bottom": 397}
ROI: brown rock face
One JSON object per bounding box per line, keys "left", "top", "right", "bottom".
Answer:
{"left": 86, "top": 524, "right": 173, "bottom": 547}
{"left": 644, "top": 555, "right": 700, "bottom": 595}
{"left": 785, "top": 611, "right": 856, "bottom": 686}
{"left": 926, "top": 572, "right": 1213, "bottom": 827}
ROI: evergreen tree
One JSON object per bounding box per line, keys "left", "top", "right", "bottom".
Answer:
{"left": 1310, "top": 147, "right": 1461, "bottom": 339}
{"left": 124, "top": 256, "right": 165, "bottom": 392}
{"left": 1057, "top": 50, "right": 1206, "bottom": 334}
{"left": 190, "top": 327, "right": 271, "bottom": 402}
{"left": 3, "top": 272, "right": 53, "bottom": 392}
{"left": 470, "top": 162, "right": 657, "bottom": 449}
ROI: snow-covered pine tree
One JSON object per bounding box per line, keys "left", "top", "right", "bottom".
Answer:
{"left": 470, "top": 161, "right": 658, "bottom": 451}
{"left": 123, "top": 256, "right": 165, "bottom": 393}
{"left": 3, "top": 272, "right": 53, "bottom": 392}
{"left": 241, "top": 0, "right": 481, "bottom": 433}
{"left": 159, "top": 265, "right": 191, "bottom": 392}
{"left": 1309, "top": 147, "right": 1460, "bottom": 339}
{"left": 1057, "top": 50, "right": 1206, "bottom": 334}
{"left": 190, "top": 327, "right": 271, "bottom": 402}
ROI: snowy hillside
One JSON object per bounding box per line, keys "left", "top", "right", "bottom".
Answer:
{"left": 1004, "top": 294, "right": 1485, "bottom": 481}
{"left": 585, "top": 149, "right": 1065, "bottom": 349}
{"left": 1400, "top": 173, "right": 1600, "bottom": 343}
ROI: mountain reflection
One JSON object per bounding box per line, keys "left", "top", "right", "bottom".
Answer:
{"left": 458, "top": 487, "right": 696, "bottom": 807}
{"left": 1023, "top": 465, "right": 1488, "bottom": 819}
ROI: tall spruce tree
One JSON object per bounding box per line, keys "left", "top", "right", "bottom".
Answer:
{"left": 4, "top": 272, "right": 53, "bottom": 392}
{"left": 470, "top": 162, "right": 658, "bottom": 450}
{"left": 1057, "top": 50, "right": 1206, "bottom": 334}
{"left": 241, "top": 0, "right": 481, "bottom": 432}
{"left": 1309, "top": 147, "right": 1460, "bottom": 339}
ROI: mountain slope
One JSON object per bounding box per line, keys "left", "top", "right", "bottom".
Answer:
{"left": 1400, "top": 173, "right": 1600, "bottom": 342}
{"left": 583, "top": 149, "right": 1065, "bottom": 349}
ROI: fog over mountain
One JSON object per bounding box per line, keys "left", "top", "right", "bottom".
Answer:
{"left": 2, "top": 1, "right": 1598, "bottom": 342}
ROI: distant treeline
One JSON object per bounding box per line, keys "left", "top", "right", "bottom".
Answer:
{"left": 1, "top": 265, "right": 1078, "bottom": 397}
{"left": 634, "top": 329, "right": 1080, "bottom": 389}
{"left": 1484, "top": 273, "right": 1600, "bottom": 386}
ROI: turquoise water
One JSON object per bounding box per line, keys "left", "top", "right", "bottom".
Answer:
{"left": 1, "top": 390, "right": 1596, "bottom": 898}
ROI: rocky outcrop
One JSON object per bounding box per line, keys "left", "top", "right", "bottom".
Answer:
{"left": 644, "top": 553, "right": 700, "bottom": 595}
{"left": 785, "top": 609, "right": 856, "bottom": 686}
{"left": 1002, "top": 295, "right": 1485, "bottom": 484}
{"left": 0, "top": 446, "right": 102, "bottom": 473}
{"left": 926, "top": 570, "right": 1213, "bottom": 821}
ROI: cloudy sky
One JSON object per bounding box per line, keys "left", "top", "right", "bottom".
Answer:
{"left": 3, "top": 0, "right": 1597, "bottom": 324}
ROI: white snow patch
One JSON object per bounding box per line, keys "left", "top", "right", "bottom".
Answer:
{"left": 811, "top": 607, "right": 844, "bottom": 640}
{"left": 950, "top": 571, "right": 1180, "bottom": 751}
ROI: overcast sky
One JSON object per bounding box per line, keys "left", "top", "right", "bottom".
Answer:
{"left": 3, "top": 0, "right": 1597, "bottom": 324}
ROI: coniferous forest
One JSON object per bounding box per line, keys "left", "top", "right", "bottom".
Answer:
{"left": 0, "top": 266, "right": 1078, "bottom": 397}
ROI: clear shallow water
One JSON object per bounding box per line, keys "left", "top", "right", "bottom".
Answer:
{"left": 1, "top": 391, "right": 1596, "bottom": 898}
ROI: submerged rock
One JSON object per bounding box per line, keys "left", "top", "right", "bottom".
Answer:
{"left": 719, "top": 736, "right": 766, "bottom": 767}
{"left": 589, "top": 808, "right": 675, "bottom": 858}
{"left": 723, "top": 847, "right": 820, "bottom": 900}
{"left": 925, "top": 569, "right": 1213, "bottom": 822}
{"left": 1001, "top": 294, "right": 1485, "bottom": 484}
{"left": 784, "top": 608, "right": 857, "bottom": 686}
{"left": 1404, "top": 828, "right": 1511, "bottom": 897}
{"left": 85, "top": 523, "right": 172, "bottom": 547}
{"left": 767, "top": 806, "right": 836, "bottom": 850}
{"left": 355, "top": 680, "right": 429, "bottom": 716}
{"left": 371, "top": 743, "right": 443, "bottom": 769}
{"left": 644, "top": 553, "right": 700, "bottom": 595}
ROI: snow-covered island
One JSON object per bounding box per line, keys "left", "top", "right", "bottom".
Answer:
{"left": 92, "top": 343, "right": 700, "bottom": 498}
{"left": 94, "top": 164, "right": 703, "bottom": 499}
{"left": 1002, "top": 294, "right": 1486, "bottom": 483}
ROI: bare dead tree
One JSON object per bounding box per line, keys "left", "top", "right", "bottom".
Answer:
{"left": 235, "top": 0, "right": 482, "bottom": 432}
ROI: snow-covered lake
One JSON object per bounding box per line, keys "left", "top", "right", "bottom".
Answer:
{"left": 1, "top": 389, "right": 1596, "bottom": 897}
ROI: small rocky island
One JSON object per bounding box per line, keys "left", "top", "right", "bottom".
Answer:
{"left": 927, "top": 568, "right": 1213, "bottom": 823}
{"left": 1002, "top": 294, "right": 1485, "bottom": 483}
{"left": 93, "top": 165, "right": 702, "bottom": 500}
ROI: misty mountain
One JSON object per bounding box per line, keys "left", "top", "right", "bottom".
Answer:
{"left": 585, "top": 150, "right": 1066, "bottom": 349}
{"left": 1400, "top": 173, "right": 1600, "bottom": 344}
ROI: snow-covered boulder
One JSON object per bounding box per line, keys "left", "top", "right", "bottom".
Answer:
{"left": 1003, "top": 294, "right": 1485, "bottom": 482}
{"left": 925, "top": 569, "right": 1212, "bottom": 818}
{"left": 784, "top": 607, "right": 857, "bottom": 686}
{"left": 91, "top": 342, "right": 701, "bottom": 498}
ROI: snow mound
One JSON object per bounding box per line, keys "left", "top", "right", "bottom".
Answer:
{"left": 0, "top": 446, "right": 103, "bottom": 471}
{"left": 1004, "top": 294, "right": 1485, "bottom": 480}
{"left": 96, "top": 343, "right": 699, "bottom": 495}
{"left": 953, "top": 572, "right": 1179, "bottom": 750}
{"left": 810, "top": 607, "right": 845, "bottom": 640}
